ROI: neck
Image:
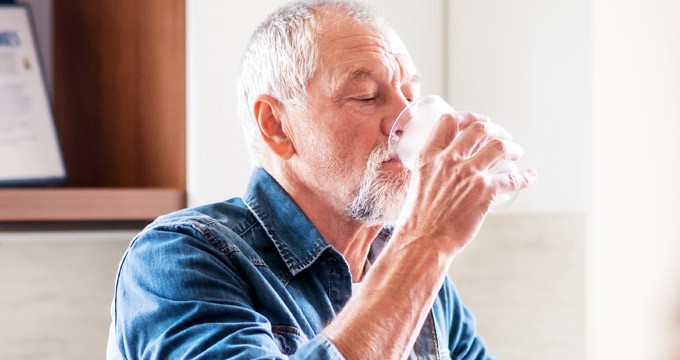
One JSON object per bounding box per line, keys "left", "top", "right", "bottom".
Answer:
{"left": 326, "top": 220, "right": 381, "bottom": 282}
{"left": 266, "top": 163, "right": 382, "bottom": 282}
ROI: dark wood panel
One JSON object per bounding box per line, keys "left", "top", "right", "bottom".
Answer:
{"left": 53, "top": 0, "right": 186, "bottom": 188}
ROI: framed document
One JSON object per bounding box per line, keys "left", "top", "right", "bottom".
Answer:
{"left": 0, "top": 3, "right": 66, "bottom": 185}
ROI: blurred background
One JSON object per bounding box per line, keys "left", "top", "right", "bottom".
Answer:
{"left": 1, "top": 0, "right": 678, "bottom": 358}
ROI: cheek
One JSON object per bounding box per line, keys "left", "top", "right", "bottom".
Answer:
{"left": 333, "top": 125, "right": 377, "bottom": 163}
{"left": 333, "top": 107, "right": 383, "bottom": 144}
{"left": 293, "top": 120, "right": 345, "bottom": 163}
{"left": 300, "top": 107, "right": 381, "bottom": 167}
{"left": 308, "top": 131, "right": 371, "bottom": 179}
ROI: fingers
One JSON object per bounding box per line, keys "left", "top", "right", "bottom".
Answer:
{"left": 440, "top": 112, "right": 518, "bottom": 173}
{"left": 452, "top": 111, "right": 491, "bottom": 129}
{"left": 417, "top": 111, "right": 525, "bottom": 182}
{"left": 418, "top": 112, "right": 490, "bottom": 165}
{"left": 407, "top": 108, "right": 537, "bottom": 216}
{"left": 492, "top": 168, "right": 538, "bottom": 194}
{"left": 448, "top": 120, "right": 513, "bottom": 160}
{"left": 469, "top": 138, "right": 524, "bottom": 172}
{"left": 439, "top": 113, "right": 535, "bottom": 199}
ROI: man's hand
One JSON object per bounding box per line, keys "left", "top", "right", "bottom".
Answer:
{"left": 394, "top": 111, "right": 537, "bottom": 255}
{"left": 324, "top": 112, "right": 536, "bottom": 360}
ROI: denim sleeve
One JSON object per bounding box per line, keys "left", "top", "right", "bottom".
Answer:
{"left": 109, "top": 221, "right": 345, "bottom": 359}
{"left": 440, "top": 277, "right": 496, "bottom": 360}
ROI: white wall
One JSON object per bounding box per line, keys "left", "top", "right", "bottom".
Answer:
{"left": 186, "top": 0, "right": 276, "bottom": 207}
{"left": 445, "top": 1, "right": 590, "bottom": 358}
{"left": 589, "top": 0, "right": 680, "bottom": 358}
{"left": 447, "top": 0, "right": 592, "bottom": 214}
{"left": 450, "top": 214, "right": 585, "bottom": 360}
{"left": 0, "top": 231, "right": 134, "bottom": 359}
{"left": 448, "top": 0, "right": 680, "bottom": 358}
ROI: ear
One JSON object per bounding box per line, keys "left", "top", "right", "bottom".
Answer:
{"left": 253, "top": 95, "right": 295, "bottom": 160}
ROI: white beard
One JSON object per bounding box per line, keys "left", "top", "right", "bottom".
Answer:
{"left": 346, "top": 143, "right": 410, "bottom": 227}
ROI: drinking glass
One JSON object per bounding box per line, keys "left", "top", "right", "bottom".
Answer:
{"left": 388, "top": 95, "right": 519, "bottom": 211}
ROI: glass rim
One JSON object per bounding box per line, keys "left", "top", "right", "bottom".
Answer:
{"left": 388, "top": 95, "right": 450, "bottom": 151}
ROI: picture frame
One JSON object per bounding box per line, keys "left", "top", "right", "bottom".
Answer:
{"left": 0, "top": 3, "right": 66, "bottom": 185}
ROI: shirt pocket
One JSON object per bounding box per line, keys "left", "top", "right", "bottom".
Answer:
{"left": 271, "top": 324, "right": 307, "bottom": 356}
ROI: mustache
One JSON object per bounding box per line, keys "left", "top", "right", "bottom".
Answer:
{"left": 367, "top": 143, "right": 398, "bottom": 167}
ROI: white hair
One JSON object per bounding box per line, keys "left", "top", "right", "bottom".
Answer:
{"left": 236, "top": 0, "right": 387, "bottom": 165}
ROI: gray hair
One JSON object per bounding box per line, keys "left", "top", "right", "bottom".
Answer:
{"left": 237, "top": 0, "right": 387, "bottom": 165}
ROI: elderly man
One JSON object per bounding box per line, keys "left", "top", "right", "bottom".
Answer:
{"left": 107, "top": 1, "right": 535, "bottom": 359}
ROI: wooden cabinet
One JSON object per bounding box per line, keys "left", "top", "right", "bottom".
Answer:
{"left": 0, "top": 0, "right": 186, "bottom": 224}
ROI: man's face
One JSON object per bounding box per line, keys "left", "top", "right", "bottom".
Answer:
{"left": 285, "top": 15, "right": 420, "bottom": 226}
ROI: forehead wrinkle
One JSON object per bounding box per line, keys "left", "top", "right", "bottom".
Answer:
{"left": 326, "top": 33, "right": 389, "bottom": 47}
{"left": 314, "top": 17, "right": 418, "bottom": 96}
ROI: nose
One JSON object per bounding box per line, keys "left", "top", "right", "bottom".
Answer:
{"left": 381, "top": 94, "right": 411, "bottom": 138}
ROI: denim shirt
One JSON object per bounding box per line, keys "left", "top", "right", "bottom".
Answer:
{"left": 107, "top": 168, "right": 492, "bottom": 359}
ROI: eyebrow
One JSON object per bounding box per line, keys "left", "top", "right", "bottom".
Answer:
{"left": 339, "top": 68, "right": 375, "bottom": 87}
{"left": 338, "top": 68, "right": 422, "bottom": 88}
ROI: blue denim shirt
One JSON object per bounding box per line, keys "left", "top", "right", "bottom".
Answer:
{"left": 107, "top": 168, "right": 492, "bottom": 359}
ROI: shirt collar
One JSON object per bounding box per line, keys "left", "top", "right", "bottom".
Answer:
{"left": 242, "top": 167, "right": 332, "bottom": 276}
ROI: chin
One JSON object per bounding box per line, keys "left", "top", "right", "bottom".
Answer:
{"left": 347, "top": 168, "right": 409, "bottom": 227}
{"left": 379, "top": 163, "right": 410, "bottom": 188}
